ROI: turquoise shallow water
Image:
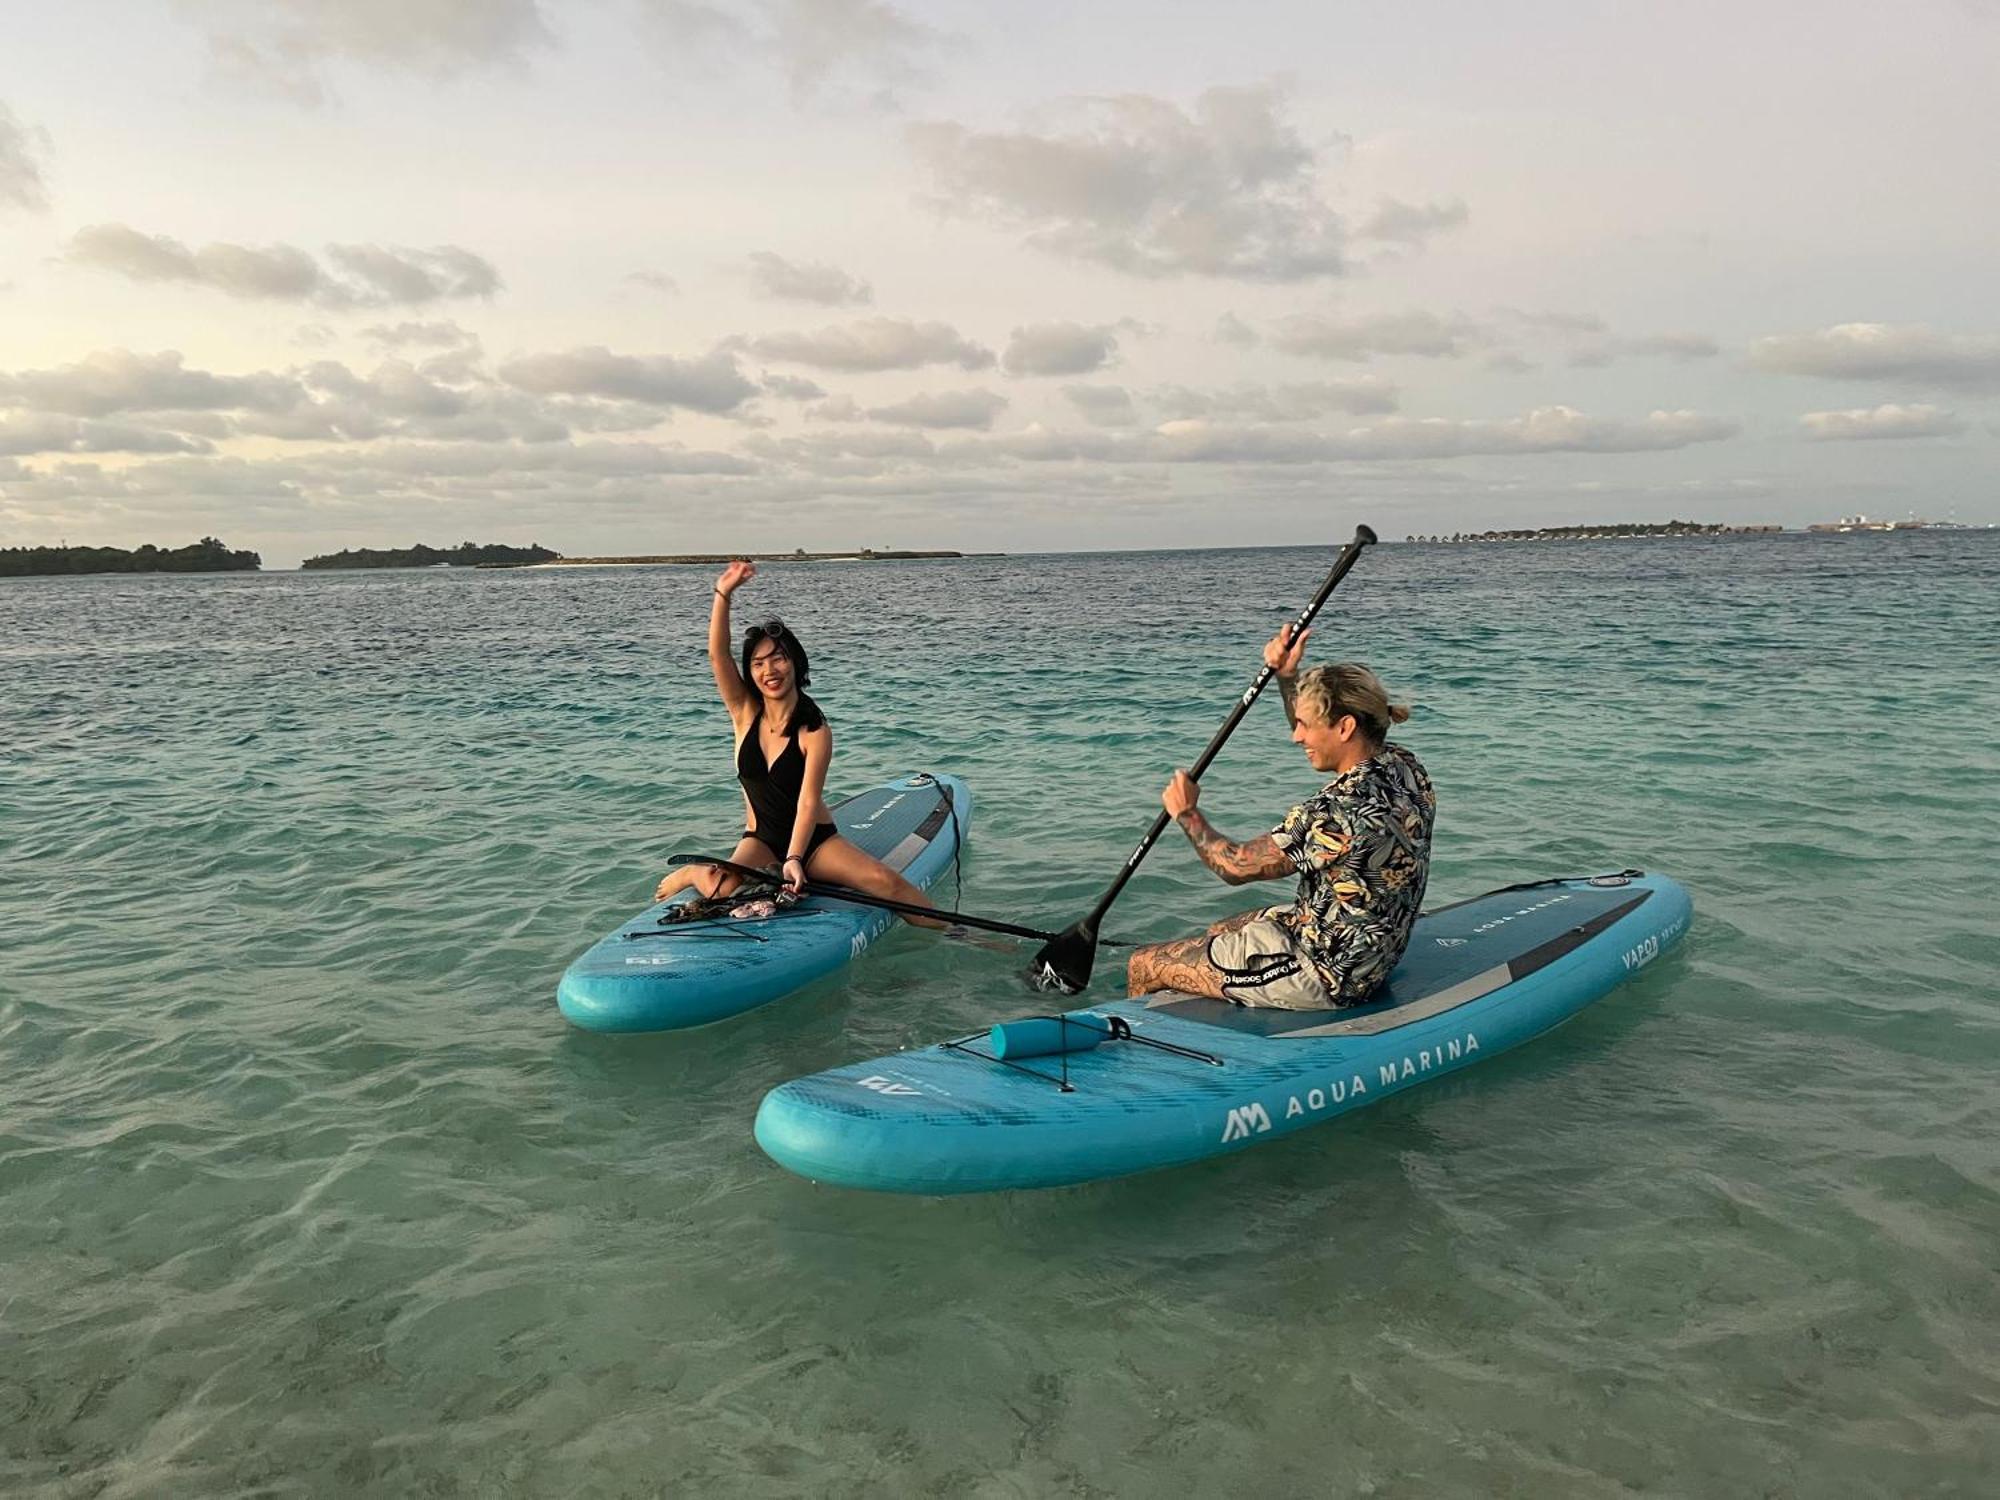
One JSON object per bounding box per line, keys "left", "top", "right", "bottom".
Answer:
{"left": 3, "top": 534, "right": 1997, "bottom": 1496}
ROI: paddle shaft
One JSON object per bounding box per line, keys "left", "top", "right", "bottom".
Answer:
{"left": 666, "top": 854, "right": 1057, "bottom": 942}
{"left": 1077, "top": 524, "right": 1378, "bottom": 933}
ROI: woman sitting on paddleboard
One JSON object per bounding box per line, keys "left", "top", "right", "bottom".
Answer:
{"left": 652, "top": 560, "right": 940, "bottom": 924}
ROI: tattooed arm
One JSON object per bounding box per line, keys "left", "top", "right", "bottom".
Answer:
{"left": 1161, "top": 771, "right": 1294, "bottom": 886}
{"left": 1175, "top": 810, "right": 1294, "bottom": 885}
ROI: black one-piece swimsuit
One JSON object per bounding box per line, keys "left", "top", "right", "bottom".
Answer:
{"left": 737, "top": 707, "right": 837, "bottom": 862}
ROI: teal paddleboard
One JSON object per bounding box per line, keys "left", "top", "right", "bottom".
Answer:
{"left": 756, "top": 871, "right": 1690, "bottom": 1191}
{"left": 558, "top": 772, "right": 970, "bottom": 1032}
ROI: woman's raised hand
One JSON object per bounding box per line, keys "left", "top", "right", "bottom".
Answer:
{"left": 1263, "top": 622, "right": 1310, "bottom": 676}
{"left": 716, "top": 559, "right": 756, "bottom": 596}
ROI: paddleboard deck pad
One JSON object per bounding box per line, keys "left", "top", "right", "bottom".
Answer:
{"left": 755, "top": 871, "right": 1690, "bottom": 1192}
{"left": 558, "top": 772, "right": 970, "bottom": 1032}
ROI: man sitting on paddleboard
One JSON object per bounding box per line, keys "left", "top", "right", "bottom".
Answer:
{"left": 1126, "top": 626, "right": 1435, "bottom": 1007}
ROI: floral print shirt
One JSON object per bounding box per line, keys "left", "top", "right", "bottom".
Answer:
{"left": 1266, "top": 742, "right": 1436, "bottom": 1004}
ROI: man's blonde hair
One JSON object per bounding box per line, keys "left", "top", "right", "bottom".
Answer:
{"left": 1296, "top": 663, "right": 1409, "bottom": 742}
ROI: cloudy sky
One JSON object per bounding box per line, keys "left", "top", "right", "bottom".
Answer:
{"left": 3, "top": 1, "right": 1996, "bottom": 564}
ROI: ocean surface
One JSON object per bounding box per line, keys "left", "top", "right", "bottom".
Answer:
{"left": 4, "top": 533, "right": 1997, "bottom": 1497}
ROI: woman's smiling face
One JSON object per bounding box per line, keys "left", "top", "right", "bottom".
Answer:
{"left": 748, "top": 638, "right": 794, "bottom": 699}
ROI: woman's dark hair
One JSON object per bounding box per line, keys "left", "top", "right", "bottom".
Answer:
{"left": 741, "top": 619, "right": 822, "bottom": 733}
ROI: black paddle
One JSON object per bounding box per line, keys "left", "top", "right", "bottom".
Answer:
{"left": 1027, "top": 523, "right": 1379, "bottom": 994}
{"left": 666, "top": 854, "right": 1059, "bottom": 942}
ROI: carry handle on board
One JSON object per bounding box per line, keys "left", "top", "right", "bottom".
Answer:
{"left": 1028, "top": 523, "right": 1378, "bottom": 995}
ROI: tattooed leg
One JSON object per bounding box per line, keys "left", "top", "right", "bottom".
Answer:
{"left": 1127, "top": 910, "right": 1261, "bottom": 998}
{"left": 1204, "top": 910, "right": 1262, "bottom": 939}
{"left": 1127, "top": 934, "right": 1227, "bottom": 999}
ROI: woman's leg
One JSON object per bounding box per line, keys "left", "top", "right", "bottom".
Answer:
{"left": 655, "top": 834, "right": 778, "bottom": 903}
{"left": 804, "top": 835, "right": 946, "bottom": 928}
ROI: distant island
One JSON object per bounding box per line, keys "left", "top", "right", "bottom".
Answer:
{"left": 0, "top": 536, "right": 261, "bottom": 577}
{"left": 1410, "top": 521, "right": 1782, "bottom": 543}
{"left": 301, "top": 542, "right": 561, "bottom": 570}
{"left": 1805, "top": 515, "right": 1985, "bottom": 533}
{"left": 515, "top": 548, "right": 965, "bottom": 568}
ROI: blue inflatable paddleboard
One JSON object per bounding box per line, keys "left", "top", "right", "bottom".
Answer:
{"left": 558, "top": 772, "right": 970, "bottom": 1032}
{"left": 755, "top": 871, "right": 1690, "bottom": 1192}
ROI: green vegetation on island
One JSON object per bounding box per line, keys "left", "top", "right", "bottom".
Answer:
{"left": 0, "top": 537, "right": 261, "bottom": 578}
{"left": 300, "top": 541, "right": 562, "bottom": 570}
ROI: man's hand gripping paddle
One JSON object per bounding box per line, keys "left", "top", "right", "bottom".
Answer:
{"left": 1027, "top": 524, "right": 1379, "bottom": 995}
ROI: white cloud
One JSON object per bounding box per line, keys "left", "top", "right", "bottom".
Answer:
{"left": 498, "top": 347, "right": 757, "bottom": 413}
{"left": 1271, "top": 310, "right": 1486, "bottom": 361}
{"left": 764, "top": 0, "right": 943, "bottom": 101}
{"left": 1001, "top": 321, "right": 1120, "bottom": 376}
{"left": 947, "top": 428, "right": 1125, "bottom": 464}
{"left": 174, "top": 0, "right": 557, "bottom": 103}
{"left": 308, "top": 437, "right": 759, "bottom": 479}
{"left": 1063, "top": 385, "right": 1138, "bottom": 427}
{"left": 1799, "top": 403, "right": 1964, "bottom": 441}
{"left": 635, "top": 0, "right": 945, "bottom": 104}
{"left": 0, "top": 346, "right": 751, "bottom": 449}
{"left": 909, "top": 83, "right": 1352, "bottom": 281}
{"left": 0, "top": 413, "right": 213, "bottom": 457}
{"left": 1438, "top": 311, "right": 1722, "bottom": 371}
{"left": 270, "top": 360, "right": 647, "bottom": 444}
{"left": 327, "top": 244, "right": 500, "bottom": 304}
{"left": 417, "top": 345, "right": 487, "bottom": 383}
{"left": 748, "top": 316, "right": 993, "bottom": 371}
{"left": 362, "top": 320, "right": 479, "bottom": 350}
{"left": 748, "top": 403, "right": 1736, "bottom": 469}
{"left": 67, "top": 224, "right": 318, "bottom": 298}
{"left": 863, "top": 387, "right": 1007, "bottom": 429}
{"left": 1625, "top": 333, "right": 1720, "bottom": 360}
{"left": 1356, "top": 198, "right": 1467, "bottom": 246}
{"left": 65, "top": 224, "right": 501, "bottom": 309}
{"left": 1212, "top": 312, "right": 1259, "bottom": 347}
{"left": 0, "top": 350, "right": 301, "bottom": 416}
{"left": 760, "top": 372, "right": 827, "bottom": 400}
{"left": 1498, "top": 309, "right": 1607, "bottom": 336}
{"left": 1139, "top": 407, "right": 1737, "bottom": 463}
{"left": 1748, "top": 323, "right": 2000, "bottom": 391}
{"left": 745, "top": 251, "right": 873, "bottom": 305}
{"left": 626, "top": 270, "right": 681, "bottom": 295}
{"left": 1569, "top": 332, "right": 1720, "bottom": 367}
{"left": 1150, "top": 379, "right": 1399, "bottom": 421}
{"left": 0, "top": 100, "right": 51, "bottom": 214}
{"left": 806, "top": 394, "right": 863, "bottom": 421}
{"left": 0, "top": 439, "right": 761, "bottom": 546}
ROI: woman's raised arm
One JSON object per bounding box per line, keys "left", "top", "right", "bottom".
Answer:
{"left": 709, "top": 559, "right": 756, "bottom": 712}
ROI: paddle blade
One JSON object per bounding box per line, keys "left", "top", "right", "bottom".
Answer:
{"left": 1027, "top": 919, "right": 1098, "bottom": 995}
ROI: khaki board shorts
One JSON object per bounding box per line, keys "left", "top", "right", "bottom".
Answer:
{"left": 1206, "top": 917, "right": 1337, "bottom": 1010}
